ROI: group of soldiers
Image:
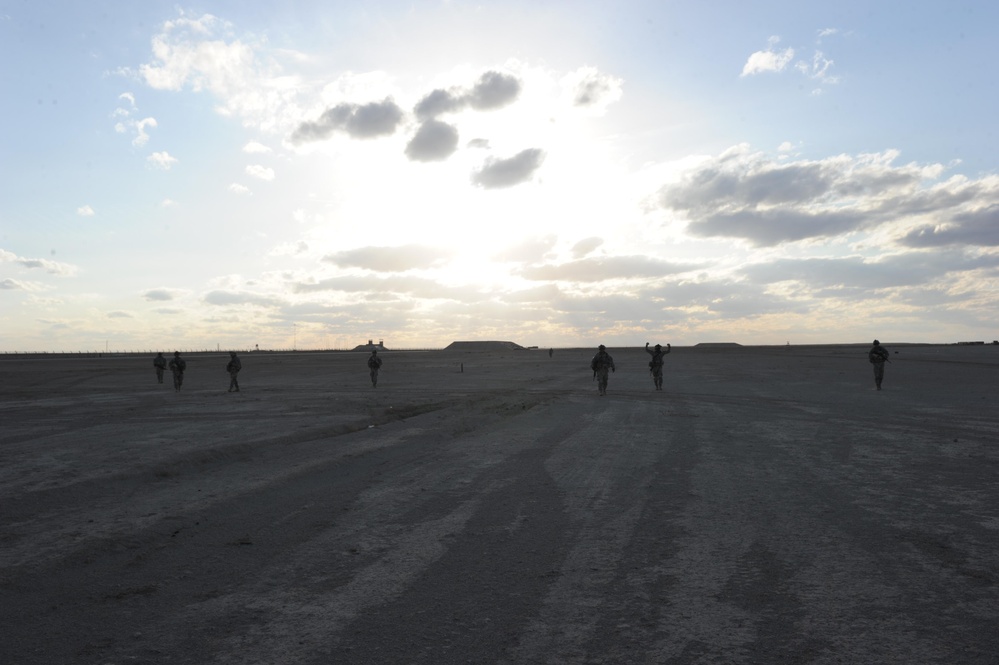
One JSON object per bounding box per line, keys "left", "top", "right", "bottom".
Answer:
{"left": 589, "top": 342, "right": 671, "bottom": 396}
{"left": 590, "top": 339, "right": 890, "bottom": 396}
{"left": 152, "top": 341, "right": 891, "bottom": 395}
{"left": 153, "top": 351, "right": 241, "bottom": 392}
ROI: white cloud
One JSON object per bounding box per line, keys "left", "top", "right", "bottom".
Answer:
{"left": 161, "top": 198, "right": 178, "bottom": 208}
{"left": 0, "top": 248, "right": 77, "bottom": 275}
{"left": 741, "top": 37, "right": 795, "bottom": 76}
{"left": 142, "top": 288, "right": 185, "bottom": 301}
{"left": 243, "top": 141, "right": 272, "bottom": 153}
{"left": 245, "top": 164, "right": 275, "bottom": 181}
{"left": 229, "top": 183, "right": 251, "bottom": 194}
{"left": 76, "top": 205, "right": 95, "bottom": 217}
{"left": 147, "top": 151, "right": 178, "bottom": 169}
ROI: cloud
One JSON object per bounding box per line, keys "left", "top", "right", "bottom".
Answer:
{"left": 492, "top": 236, "right": 558, "bottom": 263}
{"left": 161, "top": 198, "right": 178, "bottom": 208}
{"left": 291, "top": 98, "right": 404, "bottom": 143}
{"left": 471, "top": 148, "right": 545, "bottom": 189}
{"left": 245, "top": 164, "right": 275, "bottom": 180}
{"left": 139, "top": 14, "right": 254, "bottom": 93}
{"left": 107, "top": 310, "right": 133, "bottom": 319}
{"left": 270, "top": 240, "right": 309, "bottom": 257}
{"left": 229, "top": 183, "right": 250, "bottom": 194}
{"left": 900, "top": 204, "right": 999, "bottom": 247}
{"left": 322, "top": 245, "right": 455, "bottom": 272}
{"left": 142, "top": 288, "right": 184, "bottom": 301}
{"left": 0, "top": 248, "right": 77, "bottom": 275}
{"left": 562, "top": 67, "right": 623, "bottom": 111}
{"left": 655, "top": 145, "right": 996, "bottom": 247}
{"left": 202, "top": 290, "right": 285, "bottom": 307}
{"left": 571, "top": 237, "right": 604, "bottom": 258}
{"left": 517, "top": 255, "right": 699, "bottom": 282}
{"left": 405, "top": 119, "right": 460, "bottom": 162}
{"left": 76, "top": 205, "right": 95, "bottom": 217}
{"left": 1, "top": 278, "right": 42, "bottom": 291}
{"left": 292, "top": 274, "right": 481, "bottom": 301}
{"left": 741, "top": 250, "right": 999, "bottom": 291}
{"left": 147, "top": 151, "right": 178, "bottom": 169}
{"left": 243, "top": 141, "right": 271, "bottom": 153}
{"left": 741, "top": 37, "right": 795, "bottom": 76}
{"left": 467, "top": 71, "right": 521, "bottom": 110}
{"left": 413, "top": 70, "right": 522, "bottom": 120}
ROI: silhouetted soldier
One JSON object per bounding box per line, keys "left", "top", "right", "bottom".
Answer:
{"left": 868, "top": 339, "right": 890, "bottom": 391}
{"left": 226, "top": 352, "right": 241, "bottom": 392}
{"left": 590, "top": 344, "right": 616, "bottom": 396}
{"left": 153, "top": 352, "right": 167, "bottom": 384}
{"left": 367, "top": 349, "right": 383, "bottom": 387}
{"left": 168, "top": 351, "right": 186, "bottom": 391}
{"left": 645, "top": 342, "right": 671, "bottom": 391}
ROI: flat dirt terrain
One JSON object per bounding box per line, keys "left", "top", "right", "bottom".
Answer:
{"left": 1, "top": 344, "right": 998, "bottom": 664}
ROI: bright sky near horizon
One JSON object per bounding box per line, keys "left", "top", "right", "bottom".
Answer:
{"left": 2, "top": 1, "right": 998, "bottom": 352}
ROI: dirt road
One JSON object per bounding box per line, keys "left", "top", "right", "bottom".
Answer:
{"left": 1, "top": 345, "right": 997, "bottom": 663}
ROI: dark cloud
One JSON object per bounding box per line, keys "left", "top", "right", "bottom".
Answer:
{"left": 322, "top": 244, "right": 455, "bottom": 272}
{"left": 467, "top": 138, "right": 490, "bottom": 149}
{"left": 653, "top": 147, "right": 985, "bottom": 246}
{"left": 412, "top": 70, "right": 522, "bottom": 120}
{"left": 900, "top": 204, "right": 999, "bottom": 247}
{"left": 471, "top": 148, "right": 545, "bottom": 189}
{"left": 142, "top": 288, "right": 178, "bottom": 301}
{"left": 467, "top": 71, "right": 521, "bottom": 110}
{"left": 687, "top": 208, "right": 869, "bottom": 246}
{"left": 292, "top": 98, "right": 404, "bottom": 143}
{"left": 741, "top": 250, "right": 999, "bottom": 290}
{"left": 518, "top": 255, "right": 699, "bottom": 282}
{"left": 203, "top": 290, "right": 285, "bottom": 307}
{"left": 413, "top": 89, "right": 463, "bottom": 120}
{"left": 405, "top": 120, "right": 460, "bottom": 162}
{"left": 107, "top": 311, "right": 133, "bottom": 319}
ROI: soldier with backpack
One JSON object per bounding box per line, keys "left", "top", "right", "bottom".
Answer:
{"left": 168, "top": 351, "right": 187, "bottom": 392}
{"left": 367, "top": 349, "right": 383, "bottom": 387}
{"left": 226, "top": 352, "right": 242, "bottom": 392}
{"left": 153, "top": 352, "right": 167, "bottom": 384}
{"left": 645, "top": 342, "right": 671, "bottom": 391}
{"left": 868, "top": 339, "right": 890, "bottom": 391}
{"left": 589, "top": 345, "right": 616, "bottom": 396}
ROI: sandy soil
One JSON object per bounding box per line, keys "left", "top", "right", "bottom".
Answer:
{"left": 1, "top": 344, "right": 997, "bottom": 664}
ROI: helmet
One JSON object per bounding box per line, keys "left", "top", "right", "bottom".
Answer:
{"left": 598, "top": 344, "right": 606, "bottom": 351}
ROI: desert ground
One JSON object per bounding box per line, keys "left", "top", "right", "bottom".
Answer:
{"left": 1, "top": 343, "right": 997, "bottom": 664}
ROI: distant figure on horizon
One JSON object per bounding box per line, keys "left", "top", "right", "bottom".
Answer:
{"left": 549, "top": 348, "right": 553, "bottom": 358}
{"left": 226, "top": 352, "right": 241, "bottom": 392}
{"left": 367, "top": 349, "right": 383, "bottom": 387}
{"left": 153, "top": 352, "right": 167, "bottom": 384}
{"left": 168, "top": 351, "right": 186, "bottom": 392}
{"left": 645, "top": 342, "right": 671, "bottom": 391}
{"left": 590, "top": 345, "right": 616, "bottom": 396}
{"left": 868, "top": 339, "right": 890, "bottom": 391}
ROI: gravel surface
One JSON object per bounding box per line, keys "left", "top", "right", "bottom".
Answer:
{"left": 1, "top": 344, "right": 997, "bottom": 664}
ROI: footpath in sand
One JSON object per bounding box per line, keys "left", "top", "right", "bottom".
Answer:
{"left": 1, "top": 344, "right": 997, "bottom": 664}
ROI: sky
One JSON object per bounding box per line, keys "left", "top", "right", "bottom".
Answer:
{"left": 2, "top": 1, "right": 999, "bottom": 352}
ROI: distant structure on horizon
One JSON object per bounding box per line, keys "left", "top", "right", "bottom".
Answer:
{"left": 352, "top": 339, "right": 389, "bottom": 352}
{"left": 444, "top": 341, "right": 525, "bottom": 352}
{"left": 694, "top": 342, "right": 742, "bottom": 347}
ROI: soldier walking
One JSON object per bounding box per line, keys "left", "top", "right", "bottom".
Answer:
{"left": 168, "top": 351, "right": 186, "bottom": 392}
{"left": 868, "top": 339, "right": 890, "bottom": 390}
{"left": 645, "top": 342, "right": 671, "bottom": 391}
{"left": 590, "top": 344, "right": 616, "bottom": 396}
{"left": 226, "top": 352, "right": 241, "bottom": 392}
{"left": 367, "top": 349, "right": 383, "bottom": 387}
{"left": 153, "top": 352, "right": 167, "bottom": 384}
